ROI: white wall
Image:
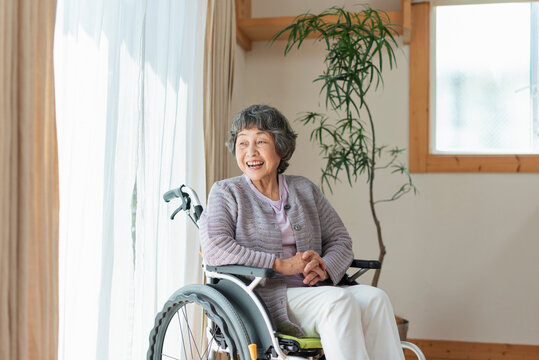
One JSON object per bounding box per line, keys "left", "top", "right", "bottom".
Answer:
{"left": 230, "top": 0, "right": 539, "bottom": 345}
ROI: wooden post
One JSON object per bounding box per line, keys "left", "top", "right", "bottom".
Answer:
{"left": 409, "top": 2, "right": 430, "bottom": 172}
{"left": 402, "top": 0, "right": 411, "bottom": 44}
{"left": 235, "top": 0, "right": 252, "bottom": 50}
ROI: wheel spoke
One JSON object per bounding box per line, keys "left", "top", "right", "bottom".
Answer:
{"left": 161, "top": 355, "right": 180, "bottom": 360}
{"left": 182, "top": 304, "right": 203, "bottom": 358}
{"left": 201, "top": 324, "right": 217, "bottom": 359}
{"left": 177, "top": 310, "right": 189, "bottom": 360}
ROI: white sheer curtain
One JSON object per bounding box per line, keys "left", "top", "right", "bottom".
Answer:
{"left": 54, "top": 1, "right": 207, "bottom": 359}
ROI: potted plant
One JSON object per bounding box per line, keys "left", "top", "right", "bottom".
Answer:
{"left": 272, "top": 6, "right": 416, "bottom": 339}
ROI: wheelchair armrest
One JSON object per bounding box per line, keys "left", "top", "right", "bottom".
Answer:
{"left": 350, "top": 259, "right": 381, "bottom": 269}
{"left": 337, "top": 259, "right": 381, "bottom": 285}
{"left": 205, "top": 265, "right": 275, "bottom": 278}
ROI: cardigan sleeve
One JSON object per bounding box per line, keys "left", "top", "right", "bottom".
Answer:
{"left": 199, "top": 181, "right": 276, "bottom": 269}
{"left": 313, "top": 184, "right": 354, "bottom": 285}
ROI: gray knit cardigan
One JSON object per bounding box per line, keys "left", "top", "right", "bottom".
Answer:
{"left": 199, "top": 174, "right": 353, "bottom": 337}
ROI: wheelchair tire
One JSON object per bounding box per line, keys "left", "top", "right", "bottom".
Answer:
{"left": 147, "top": 284, "right": 252, "bottom": 360}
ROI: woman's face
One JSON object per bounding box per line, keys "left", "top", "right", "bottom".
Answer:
{"left": 235, "top": 126, "right": 281, "bottom": 184}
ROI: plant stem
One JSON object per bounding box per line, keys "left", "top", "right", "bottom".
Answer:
{"left": 365, "top": 103, "right": 386, "bottom": 287}
{"left": 370, "top": 191, "right": 386, "bottom": 287}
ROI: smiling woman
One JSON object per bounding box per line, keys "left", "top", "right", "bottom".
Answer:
{"left": 226, "top": 105, "right": 297, "bottom": 199}
{"left": 235, "top": 127, "right": 283, "bottom": 199}
{"left": 199, "top": 104, "right": 405, "bottom": 360}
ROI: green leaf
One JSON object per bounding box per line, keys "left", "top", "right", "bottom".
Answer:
{"left": 270, "top": 4, "right": 415, "bottom": 215}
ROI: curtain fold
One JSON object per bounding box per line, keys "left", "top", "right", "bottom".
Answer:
{"left": 54, "top": 1, "right": 207, "bottom": 359}
{"left": 203, "top": 0, "right": 236, "bottom": 194}
{"left": 0, "top": 0, "right": 59, "bottom": 360}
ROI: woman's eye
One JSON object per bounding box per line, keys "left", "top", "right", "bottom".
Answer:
{"left": 257, "top": 140, "right": 266, "bottom": 145}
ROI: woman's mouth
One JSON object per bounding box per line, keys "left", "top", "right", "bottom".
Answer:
{"left": 247, "top": 160, "right": 264, "bottom": 169}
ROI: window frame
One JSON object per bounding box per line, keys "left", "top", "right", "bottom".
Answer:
{"left": 409, "top": 2, "right": 539, "bottom": 173}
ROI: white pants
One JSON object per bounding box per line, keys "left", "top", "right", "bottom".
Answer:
{"left": 286, "top": 285, "right": 404, "bottom": 360}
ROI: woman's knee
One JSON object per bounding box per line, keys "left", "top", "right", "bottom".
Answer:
{"left": 368, "top": 286, "right": 390, "bottom": 302}
{"left": 320, "top": 287, "right": 359, "bottom": 317}
{"left": 349, "top": 285, "right": 392, "bottom": 308}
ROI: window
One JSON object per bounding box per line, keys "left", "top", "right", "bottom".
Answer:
{"left": 409, "top": 1, "right": 539, "bottom": 172}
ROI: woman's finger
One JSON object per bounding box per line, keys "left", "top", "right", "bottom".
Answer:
{"left": 302, "top": 250, "right": 327, "bottom": 271}
{"left": 320, "top": 269, "right": 328, "bottom": 281}
{"left": 319, "top": 257, "right": 327, "bottom": 270}
{"left": 303, "top": 272, "right": 319, "bottom": 285}
{"left": 302, "top": 273, "right": 312, "bottom": 284}
{"left": 303, "top": 268, "right": 320, "bottom": 282}
{"left": 312, "top": 264, "right": 326, "bottom": 278}
{"left": 303, "top": 265, "right": 326, "bottom": 283}
{"left": 303, "top": 259, "right": 324, "bottom": 276}
{"left": 302, "top": 250, "right": 315, "bottom": 261}
{"left": 303, "top": 259, "right": 316, "bottom": 274}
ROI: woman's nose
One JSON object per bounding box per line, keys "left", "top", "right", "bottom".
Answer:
{"left": 247, "top": 143, "right": 258, "bottom": 155}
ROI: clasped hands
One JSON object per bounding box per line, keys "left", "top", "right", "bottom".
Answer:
{"left": 273, "top": 250, "right": 329, "bottom": 286}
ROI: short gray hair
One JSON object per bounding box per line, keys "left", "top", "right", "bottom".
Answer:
{"left": 226, "top": 105, "right": 297, "bottom": 174}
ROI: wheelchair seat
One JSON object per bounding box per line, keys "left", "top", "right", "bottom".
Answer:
{"left": 277, "top": 334, "right": 323, "bottom": 357}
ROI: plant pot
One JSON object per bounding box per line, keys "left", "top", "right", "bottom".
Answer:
{"left": 395, "top": 316, "right": 409, "bottom": 341}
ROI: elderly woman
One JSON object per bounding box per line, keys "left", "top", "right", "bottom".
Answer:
{"left": 200, "top": 104, "right": 404, "bottom": 360}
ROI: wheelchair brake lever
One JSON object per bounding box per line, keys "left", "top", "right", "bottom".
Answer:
{"left": 180, "top": 185, "right": 203, "bottom": 221}
{"left": 170, "top": 206, "right": 182, "bottom": 220}
{"left": 164, "top": 185, "right": 204, "bottom": 224}
{"left": 164, "top": 185, "right": 191, "bottom": 221}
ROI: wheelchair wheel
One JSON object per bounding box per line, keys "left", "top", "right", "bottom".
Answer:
{"left": 147, "top": 284, "right": 251, "bottom": 360}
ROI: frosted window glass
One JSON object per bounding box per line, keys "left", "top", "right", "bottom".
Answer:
{"left": 434, "top": 3, "right": 537, "bottom": 154}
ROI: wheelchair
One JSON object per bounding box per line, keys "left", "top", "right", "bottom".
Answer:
{"left": 147, "top": 185, "right": 426, "bottom": 360}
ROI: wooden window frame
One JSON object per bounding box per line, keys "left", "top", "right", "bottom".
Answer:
{"left": 409, "top": 2, "right": 539, "bottom": 173}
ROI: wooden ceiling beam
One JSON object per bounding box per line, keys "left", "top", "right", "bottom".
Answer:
{"left": 234, "top": 1, "right": 413, "bottom": 50}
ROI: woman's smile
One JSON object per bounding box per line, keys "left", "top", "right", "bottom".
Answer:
{"left": 235, "top": 126, "right": 281, "bottom": 191}
{"left": 246, "top": 160, "right": 264, "bottom": 169}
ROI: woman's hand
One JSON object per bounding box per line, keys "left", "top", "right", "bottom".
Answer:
{"left": 302, "top": 250, "right": 329, "bottom": 286}
{"left": 273, "top": 252, "right": 307, "bottom": 275}
{"left": 273, "top": 250, "right": 329, "bottom": 286}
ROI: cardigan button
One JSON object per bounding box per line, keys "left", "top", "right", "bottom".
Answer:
{"left": 284, "top": 204, "right": 291, "bottom": 210}
{"left": 293, "top": 224, "right": 301, "bottom": 231}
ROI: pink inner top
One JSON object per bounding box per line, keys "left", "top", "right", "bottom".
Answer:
{"left": 246, "top": 174, "right": 305, "bottom": 288}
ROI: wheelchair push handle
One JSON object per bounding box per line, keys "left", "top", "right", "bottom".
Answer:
{"left": 163, "top": 185, "right": 204, "bottom": 223}
{"left": 163, "top": 188, "right": 181, "bottom": 203}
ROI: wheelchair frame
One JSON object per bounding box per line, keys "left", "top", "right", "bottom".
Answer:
{"left": 147, "top": 185, "right": 426, "bottom": 360}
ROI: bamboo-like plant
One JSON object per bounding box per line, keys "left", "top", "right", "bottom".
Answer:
{"left": 272, "top": 6, "right": 416, "bottom": 287}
